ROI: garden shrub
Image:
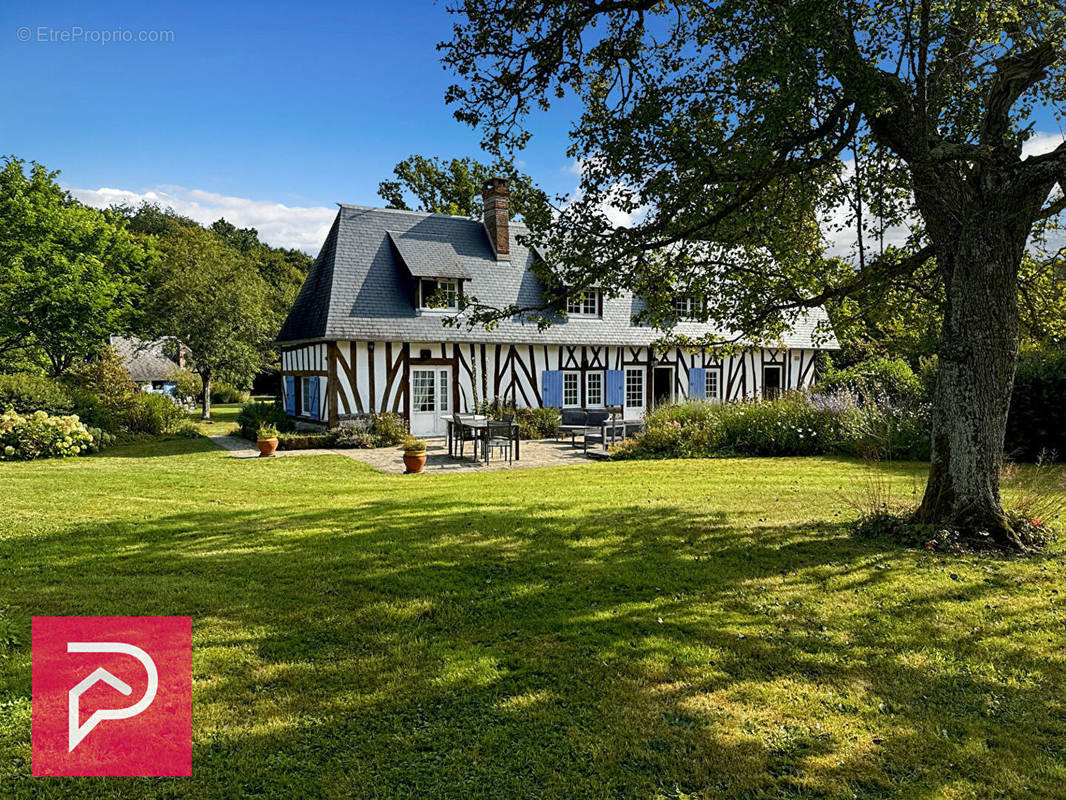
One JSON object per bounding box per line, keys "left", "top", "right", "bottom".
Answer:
{"left": 0, "top": 373, "right": 73, "bottom": 415}
{"left": 819, "top": 357, "right": 923, "bottom": 404}
{"left": 120, "top": 393, "right": 187, "bottom": 435}
{"left": 0, "top": 409, "right": 94, "bottom": 461}
{"left": 613, "top": 392, "right": 931, "bottom": 461}
{"left": 1005, "top": 348, "right": 1066, "bottom": 461}
{"left": 476, "top": 400, "right": 561, "bottom": 439}
{"left": 170, "top": 368, "right": 203, "bottom": 403}
{"left": 236, "top": 401, "right": 292, "bottom": 439}
{"left": 365, "top": 412, "right": 408, "bottom": 446}
{"left": 210, "top": 381, "right": 249, "bottom": 404}
{"left": 277, "top": 432, "right": 338, "bottom": 450}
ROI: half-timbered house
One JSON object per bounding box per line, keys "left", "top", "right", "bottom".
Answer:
{"left": 277, "top": 179, "right": 838, "bottom": 436}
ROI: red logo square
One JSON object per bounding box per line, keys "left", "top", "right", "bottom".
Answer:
{"left": 32, "top": 616, "right": 191, "bottom": 777}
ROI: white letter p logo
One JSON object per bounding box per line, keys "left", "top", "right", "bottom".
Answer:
{"left": 67, "top": 642, "right": 158, "bottom": 751}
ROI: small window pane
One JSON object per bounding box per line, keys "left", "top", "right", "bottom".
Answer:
{"left": 563, "top": 371, "right": 580, "bottom": 407}
{"left": 586, "top": 372, "right": 603, "bottom": 406}
{"left": 705, "top": 371, "right": 719, "bottom": 400}
{"left": 625, "top": 369, "right": 644, "bottom": 408}
{"left": 567, "top": 290, "right": 599, "bottom": 316}
{"left": 414, "top": 371, "right": 435, "bottom": 411}
{"left": 438, "top": 369, "right": 450, "bottom": 413}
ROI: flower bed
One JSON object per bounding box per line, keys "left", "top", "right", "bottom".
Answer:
{"left": 612, "top": 391, "right": 931, "bottom": 461}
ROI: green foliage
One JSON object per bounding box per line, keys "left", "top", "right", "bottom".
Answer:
{"left": 119, "top": 393, "right": 186, "bottom": 435}
{"left": 476, "top": 399, "right": 560, "bottom": 439}
{"left": 256, "top": 424, "right": 279, "bottom": 440}
{"left": 819, "top": 356, "right": 924, "bottom": 404}
{"left": 377, "top": 155, "right": 549, "bottom": 225}
{"left": 209, "top": 381, "right": 248, "bottom": 404}
{"left": 0, "top": 409, "right": 94, "bottom": 460}
{"left": 1006, "top": 348, "right": 1066, "bottom": 461}
{"left": 614, "top": 393, "right": 931, "bottom": 462}
{"left": 402, "top": 435, "right": 427, "bottom": 452}
{"left": 169, "top": 367, "right": 203, "bottom": 403}
{"left": 0, "top": 157, "right": 155, "bottom": 374}
{"left": 236, "top": 400, "right": 293, "bottom": 440}
{"left": 148, "top": 224, "right": 277, "bottom": 414}
{"left": 0, "top": 373, "right": 73, "bottom": 415}
{"left": 276, "top": 431, "right": 335, "bottom": 450}
{"left": 365, "top": 412, "right": 408, "bottom": 447}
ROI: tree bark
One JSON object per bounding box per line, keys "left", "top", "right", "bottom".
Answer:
{"left": 201, "top": 369, "right": 213, "bottom": 422}
{"left": 917, "top": 206, "right": 1026, "bottom": 550}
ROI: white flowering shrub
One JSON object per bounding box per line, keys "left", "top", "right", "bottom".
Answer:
{"left": 0, "top": 409, "right": 96, "bottom": 461}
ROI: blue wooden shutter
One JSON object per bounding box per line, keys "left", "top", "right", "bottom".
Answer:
{"left": 689, "top": 367, "right": 706, "bottom": 399}
{"left": 162, "top": 381, "right": 178, "bottom": 396}
{"left": 283, "top": 375, "right": 296, "bottom": 414}
{"left": 542, "top": 370, "right": 563, "bottom": 407}
{"left": 307, "top": 377, "right": 321, "bottom": 420}
{"left": 605, "top": 370, "right": 624, "bottom": 406}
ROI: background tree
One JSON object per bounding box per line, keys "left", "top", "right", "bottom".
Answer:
{"left": 149, "top": 224, "right": 275, "bottom": 420}
{"left": 378, "top": 154, "right": 550, "bottom": 224}
{"left": 442, "top": 1, "right": 1066, "bottom": 550}
{"left": 0, "top": 157, "right": 153, "bottom": 374}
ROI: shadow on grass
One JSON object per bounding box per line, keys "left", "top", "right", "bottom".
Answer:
{"left": 1, "top": 483, "right": 1063, "bottom": 798}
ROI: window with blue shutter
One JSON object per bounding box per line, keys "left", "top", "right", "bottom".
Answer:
{"left": 605, "top": 370, "right": 624, "bottom": 406}
{"left": 161, "top": 381, "right": 178, "bottom": 396}
{"left": 283, "top": 375, "right": 296, "bottom": 414}
{"left": 541, "top": 370, "right": 563, "bottom": 407}
{"left": 688, "top": 367, "right": 706, "bottom": 399}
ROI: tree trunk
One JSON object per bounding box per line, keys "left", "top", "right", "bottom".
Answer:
{"left": 201, "top": 369, "right": 213, "bottom": 422}
{"left": 917, "top": 215, "right": 1024, "bottom": 550}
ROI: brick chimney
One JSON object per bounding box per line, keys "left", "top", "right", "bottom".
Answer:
{"left": 482, "top": 177, "right": 510, "bottom": 258}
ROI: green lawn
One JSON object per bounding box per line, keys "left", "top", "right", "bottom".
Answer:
{"left": 185, "top": 402, "right": 243, "bottom": 436}
{"left": 1, "top": 439, "right": 1064, "bottom": 798}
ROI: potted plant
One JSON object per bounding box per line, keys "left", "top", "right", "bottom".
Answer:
{"left": 401, "top": 435, "right": 427, "bottom": 473}
{"left": 257, "top": 424, "right": 279, "bottom": 457}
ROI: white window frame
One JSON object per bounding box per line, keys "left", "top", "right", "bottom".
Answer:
{"left": 566, "top": 289, "right": 600, "bottom": 317}
{"left": 674, "top": 296, "right": 696, "bottom": 319}
{"left": 418, "top": 278, "right": 460, "bottom": 311}
{"left": 705, "top": 370, "right": 720, "bottom": 402}
{"left": 625, "top": 367, "right": 645, "bottom": 409}
{"left": 412, "top": 369, "right": 437, "bottom": 412}
{"left": 562, "top": 370, "right": 581, "bottom": 408}
{"left": 300, "top": 376, "right": 314, "bottom": 417}
{"left": 585, "top": 371, "right": 604, "bottom": 407}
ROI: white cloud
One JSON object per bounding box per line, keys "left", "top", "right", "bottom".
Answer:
{"left": 562, "top": 159, "right": 649, "bottom": 228}
{"left": 1023, "top": 130, "right": 1066, "bottom": 158}
{"left": 68, "top": 185, "right": 336, "bottom": 254}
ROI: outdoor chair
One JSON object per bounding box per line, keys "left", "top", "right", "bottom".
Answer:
{"left": 452, "top": 412, "right": 477, "bottom": 459}
{"left": 484, "top": 421, "right": 513, "bottom": 464}
{"left": 555, "top": 409, "right": 588, "bottom": 446}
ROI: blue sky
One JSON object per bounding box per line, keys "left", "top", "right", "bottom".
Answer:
{"left": 0, "top": 0, "right": 582, "bottom": 251}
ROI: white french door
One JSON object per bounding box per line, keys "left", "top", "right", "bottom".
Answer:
{"left": 410, "top": 367, "right": 452, "bottom": 436}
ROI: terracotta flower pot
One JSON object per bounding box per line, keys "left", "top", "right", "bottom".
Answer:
{"left": 403, "top": 451, "right": 427, "bottom": 473}
{"left": 257, "top": 437, "right": 278, "bottom": 457}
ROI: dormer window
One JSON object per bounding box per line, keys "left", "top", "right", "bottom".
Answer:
{"left": 674, "top": 296, "right": 704, "bottom": 320}
{"left": 418, "top": 278, "right": 459, "bottom": 311}
{"left": 566, "top": 289, "right": 601, "bottom": 317}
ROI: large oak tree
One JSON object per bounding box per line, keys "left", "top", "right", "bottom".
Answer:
{"left": 441, "top": 0, "right": 1066, "bottom": 550}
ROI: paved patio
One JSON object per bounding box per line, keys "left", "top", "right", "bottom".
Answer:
{"left": 210, "top": 434, "right": 608, "bottom": 474}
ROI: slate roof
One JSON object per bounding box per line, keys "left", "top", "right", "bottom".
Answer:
{"left": 109, "top": 336, "right": 180, "bottom": 382}
{"left": 277, "top": 205, "right": 838, "bottom": 349}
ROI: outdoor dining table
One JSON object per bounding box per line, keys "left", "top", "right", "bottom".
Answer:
{"left": 445, "top": 418, "right": 521, "bottom": 462}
